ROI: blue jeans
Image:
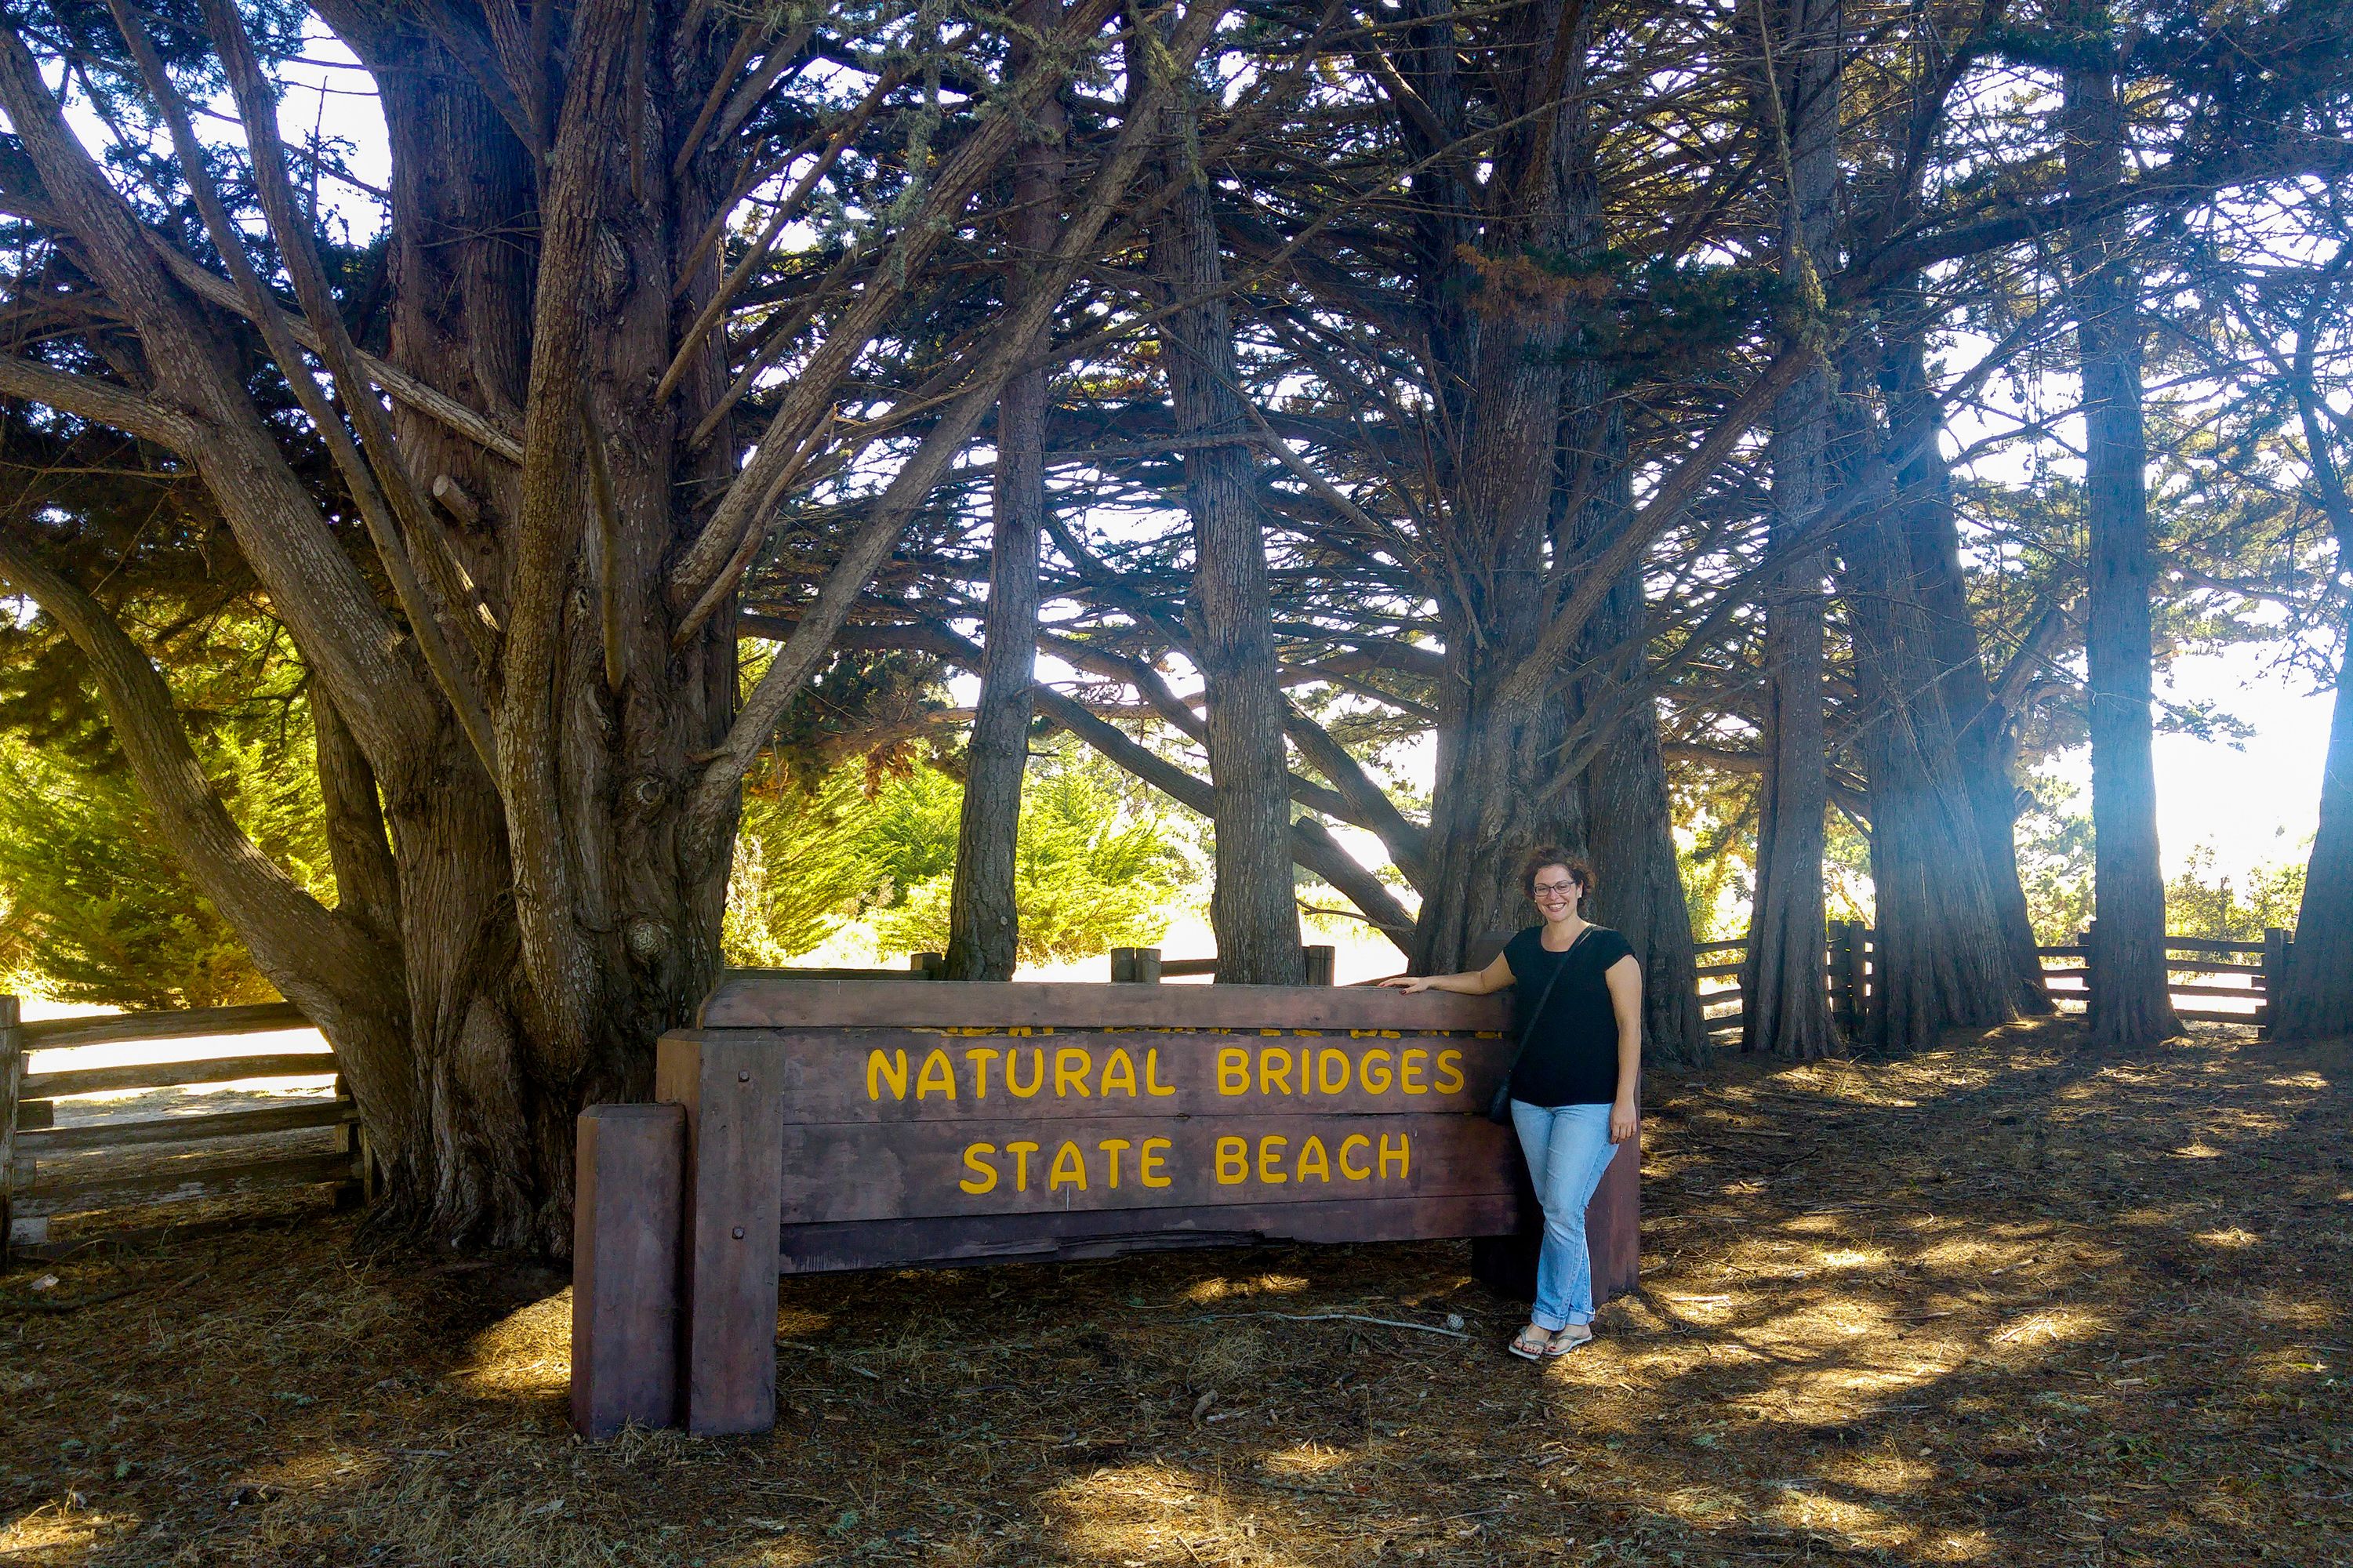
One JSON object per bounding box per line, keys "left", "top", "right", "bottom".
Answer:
{"left": 1507, "top": 1100, "right": 1620, "bottom": 1330}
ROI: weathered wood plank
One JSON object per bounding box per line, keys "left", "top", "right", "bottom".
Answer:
{"left": 18, "top": 1150, "right": 353, "bottom": 1210}
{"left": 698, "top": 977, "right": 1512, "bottom": 1033}
{"left": 2176, "top": 1008, "right": 2261, "bottom": 1024}
{"left": 19, "top": 1002, "right": 312, "bottom": 1049}
{"left": 777, "top": 1192, "right": 1527, "bottom": 1273}
{"left": 21, "top": 1053, "right": 336, "bottom": 1102}
{"left": 670, "top": 1028, "right": 1506, "bottom": 1123}
{"left": 656, "top": 1033, "right": 783, "bottom": 1438}
{"left": 775, "top": 1112, "right": 1516, "bottom": 1225}
{"left": 17, "top": 1099, "right": 354, "bottom": 1155}
{"left": 2167, "top": 982, "right": 2264, "bottom": 1000}
{"left": 1585, "top": 1119, "right": 1640, "bottom": 1306}
{"left": 572, "top": 1104, "right": 684, "bottom": 1440}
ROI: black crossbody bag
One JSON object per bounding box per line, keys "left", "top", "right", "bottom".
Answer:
{"left": 1486, "top": 926, "right": 1592, "bottom": 1125}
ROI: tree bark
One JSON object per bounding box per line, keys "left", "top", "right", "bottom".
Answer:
{"left": 1882, "top": 319, "right": 2053, "bottom": 1011}
{"left": 1149, "top": 71, "right": 1302, "bottom": 984}
{"left": 1741, "top": 0, "right": 1842, "bottom": 1060}
{"left": 1832, "top": 367, "right": 2019, "bottom": 1051}
{"left": 2064, "top": 13, "right": 2179, "bottom": 1047}
{"left": 1404, "top": 0, "right": 1591, "bottom": 975}
{"left": 1573, "top": 411, "right": 1708, "bottom": 1065}
{"left": 946, "top": 0, "right": 1066, "bottom": 982}
{"left": 2270, "top": 329, "right": 2353, "bottom": 1040}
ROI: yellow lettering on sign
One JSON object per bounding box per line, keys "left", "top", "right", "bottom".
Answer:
{"left": 1218, "top": 1047, "right": 1249, "bottom": 1095}
{"left": 1007, "top": 1140, "right": 1040, "bottom": 1192}
{"left": 1296, "top": 1135, "right": 1331, "bottom": 1183}
{"left": 1215, "top": 1136, "right": 1248, "bottom": 1185}
{"left": 1339, "top": 1134, "right": 1372, "bottom": 1180}
{"left": 1098, "top": 1138, "right": 1131, "bottom": 1189}
{"left": 964, "top": 1047, "right": 1000, "bottom": 1099}
{"left": 1360, "top": 1049, "right": 1393, "bottom": 1094}
{"left": 1006, "top": 1048, "right": 1045, "bottom": 1098}
{"left": 915, "top": 1049, "right": 957, "bottom": 1101}
{"left": 1435, "top": 1049, "right": 1465, "bottom": 1094}
{"left": 1259, "top": 1049, "right": 1293, "bottom": 1096}
{"left": 1055, "top": 1047, "right": 1094, "bottom": 1098}
{"left": 1139, "top": 1138, "right": 1172, "bottom": 1187}
{"left": 1098, "top": 1048, "right": 1138, "bottom": 1098}
{"left": 1379, "top": 1133, "right": 1410, "bottom": 1179}
{"left": 1146, "top": 1049, "right": 1177, "bottom": 1097}
{"left": 1048, "top": 1141, "right": 1088, "bottom": 1191}
{"left": 1400, "top": 1048, "right": 1429, "bottom": 1094}
{"left": 960, "top": 1144, "right": 998, "bottom": 1193}
{"left": 1258, "top": 1134, "right": 1288, "bottom": 1185}
{"left": 867, "top": 1049, "right": 909, "bottom": 1102}
{"left": 1317, "top": 1049, "right": 1351, "bottom": 1095}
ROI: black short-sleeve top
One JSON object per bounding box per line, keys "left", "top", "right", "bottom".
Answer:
{"left": 1502, "top": 923, "right": 1636, "bottom": 1108}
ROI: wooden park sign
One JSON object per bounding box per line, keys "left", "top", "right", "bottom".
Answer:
{"left": 570, "top": 975, "right": 1639, "bottom": 1438}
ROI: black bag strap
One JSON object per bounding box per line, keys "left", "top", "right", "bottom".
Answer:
{"left": 1504, "top": 924, "right": 1590, "bottom": 1076}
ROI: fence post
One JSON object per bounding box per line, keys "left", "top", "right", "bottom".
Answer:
{"left": 910, "top": 952, "right": 944, "bottom": 979}
{"left": 1135, "top": 947, "right": 1163, "bottom": 983}
{"left": 1, "top": 996, "right": 17, "bottom": 1264}
{"left": 1302, "top": 945, "right": 1336, "bottom": 986}
{"left": 2260, "top": 926, "right": 2289, "bottom": 1036}
{"left": 1827, "top": 924, "right": 1859, "bottom": 1036}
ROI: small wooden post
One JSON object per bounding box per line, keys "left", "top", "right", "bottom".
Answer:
{"left": 332, "top": 1073, "right": 368, "bottom": 1212}
{"left": 910, "top": 952, "right": 944, "bottom": 979}
{"left": 1, "top": 996, "right": 19, "bottom": 1264}
{"left": 571, "top": 1103, "right": 686, "bottom": 1439}
{"left": 1826, "top": 924, "right": 1855, "bottom": 1036}
{"left": 2260, "top": 926, "right": 2289, "bottom": 1036}
{"left": 1134, "top": 947, "right": 1162, "bottom": 983}
{"left": 656, "top": 1033, "right": 785, "bottom": 1436}
{"left": 1302, "top": 945, "right": 1336, "bottom": 986}
{"left": 1585, "top": 1113, "right": 1641, "bottom": 1307}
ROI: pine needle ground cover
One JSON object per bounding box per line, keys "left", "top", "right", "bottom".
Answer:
{"left": 2, "top": 1017, "right": 2347, "bottom": 1567}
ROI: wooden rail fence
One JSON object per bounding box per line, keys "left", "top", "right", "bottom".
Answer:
{"left": 1, "top": 921, "right": 2286, "bottom": 1254}
{"left": 1696, "top": 920, "right": 2290, "bottom": 1039}
{"left": 0, "top": 998, "right": 369, "bottom": 1258}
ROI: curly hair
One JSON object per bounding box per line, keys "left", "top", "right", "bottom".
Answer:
{"left": 1520, "top": 847, "right": 1596, "bottom": 906}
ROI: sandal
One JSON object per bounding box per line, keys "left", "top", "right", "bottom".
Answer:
{"left": 1542, "top": 1324, "right": 1593, "bottom": 1358}
{"left": 1508, "top": 1323, "right": 1552, "bottom": 1361}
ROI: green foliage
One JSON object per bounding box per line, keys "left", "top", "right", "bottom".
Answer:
{"left": 2015, "top": 772, "right": 2097, "bottom": 946}
{"left": 2163, "top": 843, "right": 2305, "bottom": 942}
{"left": 725, "top": 746, "right": 1191, "bottom": 968}
{"left": 0, "top": 729, "right": 326, "bottom": 1008}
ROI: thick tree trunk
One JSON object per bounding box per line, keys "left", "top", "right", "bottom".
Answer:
{"left": 1833, "top": 376, "right": 2018, "bottom": 1051}
{"left": 2270, "top": 344, "right": 2353, "bottom": 1039}
{"left": 946, "top": 0, "right": 1066, "bottom": 983}
{"left": 1741, "top": 0, "right": 1841, "bottom": 1060}
{"left": 1407, "top": 0, "right": 1590, "bottom": 975}
{"left": 1882, "top": 322, "right": 2053, "bottom": 1012}
{"left": 1569, "top": 395, "right": 1706, "bottom": 1064}
{"left": 2064, "top": 25, "right": 2178, "bottom": 1048}
{"left": 1151, "top": 93, "right": 1302, "bottom": 984}
{"left": 2276, "top": 663, "right": 2353, "bottom": 1040}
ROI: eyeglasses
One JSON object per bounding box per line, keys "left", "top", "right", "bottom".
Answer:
{"left": 1531, "top": 881, "right": 1578, "bottom": 897}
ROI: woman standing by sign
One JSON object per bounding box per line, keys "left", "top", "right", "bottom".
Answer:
{"left": 1382, "top": 849, "right": 1641, "bottom": 1359}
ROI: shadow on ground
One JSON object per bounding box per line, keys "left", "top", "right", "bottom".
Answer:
{"left": 2, "top": 1016, "right": 2347, "bottom": 1566}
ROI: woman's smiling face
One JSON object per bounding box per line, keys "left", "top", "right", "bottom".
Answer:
{"left": 1530, "top": 865, "right": 1581, "bottom": 916}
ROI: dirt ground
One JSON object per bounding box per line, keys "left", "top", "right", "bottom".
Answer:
{"left": 2, "top": 1014, "right": 2348, "bottom": 1567}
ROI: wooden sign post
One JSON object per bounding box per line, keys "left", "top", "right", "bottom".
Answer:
{"left": 572, "top": 975, "right": 1641, "bottom": 1439}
